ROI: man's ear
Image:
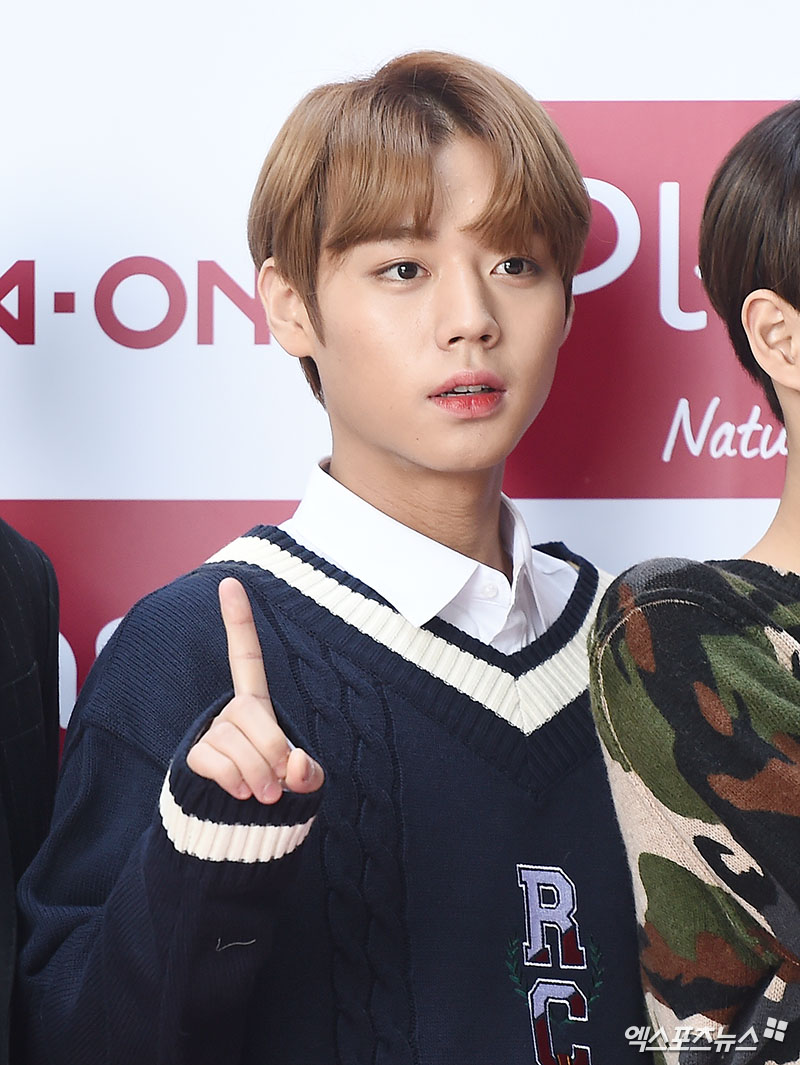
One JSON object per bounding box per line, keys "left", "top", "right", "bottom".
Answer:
{"left": 742, "top": 289, "right": 800, "bottom": 389}
{"left": 561, "top": 297, "right": 575, "bottom": 346}
{"left": 257, "top": 258, "right": 316, "bottom": 359}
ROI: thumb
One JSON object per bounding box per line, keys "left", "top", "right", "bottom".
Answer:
{"left": 283, "top": 747, "right": 324, "bottom": 794}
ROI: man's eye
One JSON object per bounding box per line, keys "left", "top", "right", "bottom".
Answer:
{"left": 495, "top": 257, "right": 536, "bottom": 276}
{"left": 385, "top": 262, "right": 421, "bottom": 280}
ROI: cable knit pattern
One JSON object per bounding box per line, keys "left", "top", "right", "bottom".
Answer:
{"left": 17, "top": 525, "right": 644, "bottom": 1065}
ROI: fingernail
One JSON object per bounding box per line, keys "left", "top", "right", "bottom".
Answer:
{"left": 262, "top": 781, "right": 282, "bottom": 804}
{"left": 236, "top": 783, "right": 250, "bottom": 800}
{"left": 302, "top": 755, "right": 317, "bottom": 786}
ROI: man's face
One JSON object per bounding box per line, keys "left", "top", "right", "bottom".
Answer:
{"left": 295, "top": 135, "right": 571, "bottom": 500}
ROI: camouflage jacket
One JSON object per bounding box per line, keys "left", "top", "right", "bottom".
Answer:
{"left": 589, "top": 557, "right": 800, "bottom": 1065}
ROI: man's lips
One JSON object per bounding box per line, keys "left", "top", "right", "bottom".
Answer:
{"left": 429, "top": 371, "right": 506, "bottom": 398}
{"left": 429, "top": 372, "right": 506, "bottom": 418}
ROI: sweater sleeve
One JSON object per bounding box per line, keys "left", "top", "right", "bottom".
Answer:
{"left": 17, "top": 570, "right": 323, "bottom": 1065}
{"left": 588, "top": 562, "right": 800, "bottom": 1061}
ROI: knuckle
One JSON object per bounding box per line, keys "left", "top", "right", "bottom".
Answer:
{"left": 230, "top": 693, "right": 274, "bottom": 726}
{"left": 215, "top": 696, "right": 250, "bottom": 722}
{"left": 208, "top": 718, "right": 241, "bottom": 745}
{"left": 216, "top": 763, "right": 245, "bottom": 793}
{"left": 266, "top": 733, "right": 290, "bottom": 761}
{"left": 187, "top": 744, "right": 239, "bottom": 792}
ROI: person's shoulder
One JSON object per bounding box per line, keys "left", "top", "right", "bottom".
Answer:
{"left": 603, "top": 556, "right": 766, "bottom": 611}
{"left": 71, "top": 526, "right": 290, "bottom": 750}
{"left": 590, "top": 556, "right": 756, "bottom": 652}
{"left": 0, "top": 517, "right": 55, "bottom": 588}
{"left": 606, "top": 556, "right": 719, "bottom": 602}
{"left": 0, "top": 518, "right": 57, "bottom": 642}
{"left": 117, "top": 525, "right": 288, "bottom": 645}
{"left": 0, "top": 515, "right": 43, "bottom": 557}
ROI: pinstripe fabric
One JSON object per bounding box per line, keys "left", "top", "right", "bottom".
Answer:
{"left": 0, "top": 518, "right": 59, "bottom": 1065}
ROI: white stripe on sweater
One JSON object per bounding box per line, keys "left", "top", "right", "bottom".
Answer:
{"left": 159, "top": 775, "right": 314, "bottom": 863}
{"left": 206, "top": 537, "right": 610, "bottom": 735}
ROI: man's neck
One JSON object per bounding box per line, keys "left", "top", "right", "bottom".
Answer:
{"left": 327, "top": 458, "right": 511, "bottom": 579}
{"left": 743, "top": 434, "right": 800, "bottom": 575}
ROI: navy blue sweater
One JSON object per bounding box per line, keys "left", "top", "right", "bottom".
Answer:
{"left": 18, "top": 527, "right": 643, "bottom": 1064}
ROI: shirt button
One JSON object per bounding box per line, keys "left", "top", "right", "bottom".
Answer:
{"left": 481, "top": 582, "right": 498, "bottom": 599}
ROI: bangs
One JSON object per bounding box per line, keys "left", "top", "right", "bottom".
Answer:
{"left": 320, "top": 88, "right": 588, "bottom": 281}
{"left": 321, "top": 93, "right": 450, "bottom": 253}
{"left": 470, "top": 127, "right": 590, "bottom": 281}
{"left": 322, "top": 132, "right": 550, "bottom": 262}
{"left": 470, "top": 145, "right": 565, "bottom": 265}
{"left": 322, "top": 143, "right": 439, "bottom": 253}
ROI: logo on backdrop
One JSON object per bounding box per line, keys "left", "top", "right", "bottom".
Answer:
{"left": 0, "top": 258, "right": 269, "bottom": 348}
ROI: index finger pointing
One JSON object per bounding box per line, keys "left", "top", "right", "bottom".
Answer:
{"left": 218, "top": 576, "right": 272, "bottom": 706}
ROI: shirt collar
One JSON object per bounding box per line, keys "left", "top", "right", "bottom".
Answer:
{"left": 282, "top": 464, "right": 577, "bottom": 635}
{"left": 503, "top": 496, "right": 580, "bottom": 635}
{"left": 283, "top": 464, "right": 481, "bottom": 627}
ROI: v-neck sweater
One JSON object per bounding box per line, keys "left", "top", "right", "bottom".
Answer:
{"left": 18, "top": 526, "right": 644, "bottom": 1065}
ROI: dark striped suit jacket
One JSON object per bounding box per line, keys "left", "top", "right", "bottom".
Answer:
{"left": 0, "top": 519, "right": 59, "bottom": 1064}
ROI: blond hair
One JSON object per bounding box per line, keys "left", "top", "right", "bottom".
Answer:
{"left": 248, "top": 51, "right": 590, "bottom": 401}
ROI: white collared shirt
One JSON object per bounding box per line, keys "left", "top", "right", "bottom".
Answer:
{"left": 280, "top": 465, "right": 578, "bottom": 653}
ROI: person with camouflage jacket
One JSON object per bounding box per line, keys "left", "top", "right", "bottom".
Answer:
{"left": 590, "top": 102, "right": 800, "bottom": 1065}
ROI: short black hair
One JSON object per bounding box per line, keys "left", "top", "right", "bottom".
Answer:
{"left": 699, "top": 101, "right": 800, "bottom": 424}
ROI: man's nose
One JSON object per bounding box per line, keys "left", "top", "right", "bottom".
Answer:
{"left": 433, "top": 270, "right": 500, "bottom": 350}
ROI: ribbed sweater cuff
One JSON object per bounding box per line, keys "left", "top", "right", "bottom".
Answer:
{"left": 158, "top": 696, "right": 323, "bottom": 864}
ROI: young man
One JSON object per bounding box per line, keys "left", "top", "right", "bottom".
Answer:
{"left": 590, "top": 102, "right": 800, "bottom": 1063}
{"left": 19, "top": 52, "right": 642, "bottom": 1063}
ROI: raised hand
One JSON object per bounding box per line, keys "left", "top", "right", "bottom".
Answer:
{"left": 186, "top": 576, "right": 324, "bottom": 802}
